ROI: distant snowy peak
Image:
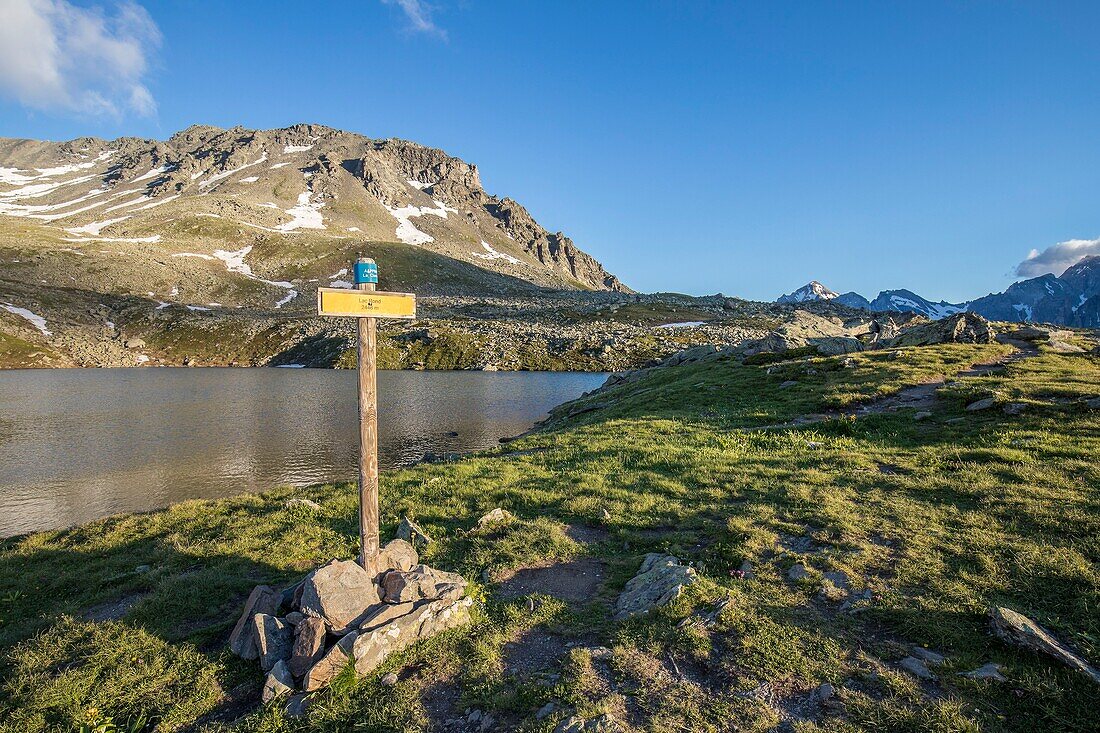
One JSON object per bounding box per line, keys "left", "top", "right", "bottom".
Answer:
{"left": 867, "top": 290, "right": 967, "bottom": 320}
{"left": 776, "top": 280, "right": 839, "bottom": 303}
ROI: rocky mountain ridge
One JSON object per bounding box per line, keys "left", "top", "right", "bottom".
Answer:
{"left": 778, "top": 256, "right": 1100, "bottom": 327}
{"left": 0, "top": 123, "right": 626, "bottom": 297}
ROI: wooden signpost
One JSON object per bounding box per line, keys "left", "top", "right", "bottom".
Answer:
{"left": 317, "top": 256, "right": 416, "bottom": 571}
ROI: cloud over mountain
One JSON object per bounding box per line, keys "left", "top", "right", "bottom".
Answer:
{"left": 0, "top": 0, "right": 160, "bottom": 118}
{"left": 1015, "top": 237, "right": 1100, "bottom": 278}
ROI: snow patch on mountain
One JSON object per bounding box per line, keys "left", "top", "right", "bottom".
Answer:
{"left": 777, "top": 281, "right": 839, "bottom": 303}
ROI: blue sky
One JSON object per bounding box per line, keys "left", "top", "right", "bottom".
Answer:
{"left": 2, "top": 1, "right": 1099, "bottom": 301}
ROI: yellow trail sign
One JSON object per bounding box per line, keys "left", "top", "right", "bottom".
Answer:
{"left": 317, "top": 288, "right": 416, "bottom": 319}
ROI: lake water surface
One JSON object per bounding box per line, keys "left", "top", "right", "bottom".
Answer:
{"left": 0, "top": 368, "right": 606, "bottom": 537}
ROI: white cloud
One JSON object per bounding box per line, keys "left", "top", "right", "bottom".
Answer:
{"left": 382, "top": 0, "right": 446, "bottom": 38}
{"left": 0, "top": 0, "right": 161, "bottom": 118}
{"left": 1015, "top": 238, "right": 1100, "bottom": 277}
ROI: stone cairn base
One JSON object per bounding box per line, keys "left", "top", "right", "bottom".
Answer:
{"left": 228, "top": 537, "right": 472, "bottom": 711}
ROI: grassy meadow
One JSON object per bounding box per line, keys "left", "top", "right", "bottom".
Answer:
{"left": 0, "top": 340, "right": 1097, "bottom": 732}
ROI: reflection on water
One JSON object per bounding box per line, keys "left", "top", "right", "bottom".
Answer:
{"left": 0, "top": 368, "right": 606, "bottom": 537}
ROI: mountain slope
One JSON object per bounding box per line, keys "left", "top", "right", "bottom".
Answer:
{"left": 0, "top": 123, "right": 627, "bottom": 304}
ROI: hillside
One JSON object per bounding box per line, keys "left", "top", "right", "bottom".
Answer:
{"left": 1, "top": 330, "right": 1097, "bottom": 732}
{"left": 0, "top": 124, "right": 629, "bottom": 368}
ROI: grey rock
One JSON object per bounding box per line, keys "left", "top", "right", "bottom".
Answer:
{"left": 787, "top": 563, "right": 811, "bottom": 581}
{"left": 262, "top": 660, "right": 295, "bottom": 702}
{"left": 289, "top": 616, "right": 327, "bottom": 678}
{"left": 381, "top": 672, "right": 398, "bottom": 686}
{"left": 910, "top": 647, "right": 945, "bottom": 665}
{"left": 360, "top": 600, "right": 417, "bottom": 632}
{"left": 913, "top": 410, "right": 933, "bottom": 421}
{"left": 555, "top": 714, "right": 622, "bottom": 733}
{"left": 1085, "top": 396, "right": 1100, "bottom": 409}
{"left": 299, "top": 559, "right": 381, "bottom": 633}
{"left": 1003, "top": 402, "right": 1027, "bottom": 415}
{"left": 614, "top": 554, "right": 698, "bottom": 620}
{"left": 960, "top": 662, "right": 1007, "bottom": 681}
{"left": 779, "top": 380, "right": 798, "bottom": 388}
{"left": 284, "top": 611, "right": 304, "bottom": 626}
{"left": 353, "top": 596, "right": 474, "bottom": 675}
{"left": 124, "top": 337, "right": 146, "bottom": 349}
{"left": 536, "top": 702, "right": 557, "bottom": 719}
{"left": 376, "top": 538, "right": 418, "bottom": 574}
{"left": 229, "top": 585, "right": 277, "bottom": 659}
{"left": 815, "top": 682, "right": 835, "bottom": 701}
{"left": 395, "top": 516, "right": 433, "bottom": 545}
{"left": 989, "top": 606, "right": 1100, "bottom": 684}
{"left": 283, "top": 692, "right": 313, "bottom": 717}
{"left": 966, "top": 397, "right": 996, "bottom": 411}
{"left": 473, "top": 507, "right": 513, "bottom": 531}
{"left": 381, "top": 564, "right": 467, "bottom": 604}
{"left": 822, "top": 570, "right": 849, "bottom": 589}
{"left": 303, "top": 631, "right": 358, "bottom": 691}
{"left": 286, "top": 498, "right": 321, "bottom": 511}
{"left": 889, "top": 313, "right": 997, "bottom": 347}
{"left": 899, "top": 656, "right": 934, "bottom": 680}
{"left": 254, "top": 613, "right": 293, "bottom": 672}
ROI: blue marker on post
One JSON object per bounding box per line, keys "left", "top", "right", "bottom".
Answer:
{"left": 354, "top": 259, "right": 379, "bottom": 284}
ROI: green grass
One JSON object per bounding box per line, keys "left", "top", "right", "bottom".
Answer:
{"left": 1, "top": 343, "right": 1097, "bottom": 732}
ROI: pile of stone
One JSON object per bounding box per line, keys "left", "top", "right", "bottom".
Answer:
{"left": 228, "top": 539, "right": 473, "bottom": 708}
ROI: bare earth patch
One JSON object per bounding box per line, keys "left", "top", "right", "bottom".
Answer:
{"left": 496, "top": 557, "right": 606, "bottom": 606}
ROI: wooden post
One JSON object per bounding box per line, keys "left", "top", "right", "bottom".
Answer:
{"left": 355, "top": 256, "right": 379, "bottom": 571}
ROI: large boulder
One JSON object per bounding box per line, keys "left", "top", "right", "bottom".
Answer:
{"left": 353, "top": 596, "right": 474, "bottom": 675}
{"left": 303, "top": 631, "right": 358, "bottom": 691}
{"left": 989, "top": 607, "right": 1100, "bottom": 684}
{"left": 381, "top": 565, "right": 466, "bottom": 604}
{"left": 254, "top": 613, "right": 293, "bottom": 672}
{"left": 262, "top": 660, "right": 295, "bottom": 702}
{"left": 376, "top": 539, "right": 418, "bottom": 574}
{"left": 359, "top": 600, "right": 417, "bottom": 633}
{"left": 299, "top": 559, "right": 381, "bottom": 633}
{"left": 229, "top": 585, "right": 277, "bottom": 659}
{"left": 614, "top": 554, "right": 698, "bottom": 620}
{"left": 889, "top": 313, "right": 997, "bottom": 347}
{"left": 288, "top": 616, "right": 327, "bottom": 678}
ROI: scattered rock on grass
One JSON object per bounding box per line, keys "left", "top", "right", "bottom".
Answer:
{"left": 536, "top": 702, "right": 557, "bottom": 720}
{"left": 910, "top": 647, "right": 946, "bottom": 665}
{"left": 989, "top": 606, "right": 1100, "bottom": 684}
{"left": 899, "top": 656, "right": 934, "bottom": 680}
{"left": 960, "top": 663, "right": 1007, "bottom": 681}
{"left": 555, "top": 714, "right": 622, "bottom": 733}
{"left": 474, "top": 507, "right": 513, "bottom": 531}
{"left": 787, "top": 563, "right": 811, "bottom": 581}
{"left": 1003, "top": 402, "right": 1027, "bottom": 415}
{"left": 913, "top": 410, "right": 933, "bottom": 421}
{"left": 614, "top": 554, "right": 698, "bottom": 620}
{"left": 395, "top": 516, "right": 433, "bottom": 545}
{"left": 966, "top": 397, "right": 996, "bottom": 411}
{"left": 381, "top": 672, "right": 398, "bottom": 687}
